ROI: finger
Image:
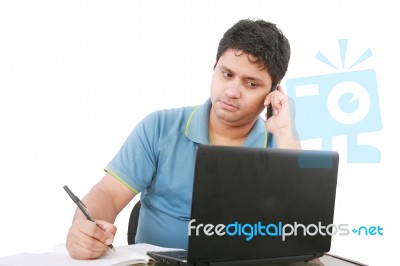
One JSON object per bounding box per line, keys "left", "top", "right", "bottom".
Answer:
{"left": 95, "top": 220, "right": 117, "bottom": 244}
{"left": 276, "top": 84, "right": 286, "bottom": 95}
{"left": 271, "top": 92, "right": 289, "bottom": 116}
{"left": 264, "top": 85, "right": 284, "bottom": 106}
{"left": 67, "top": 221, "right": 110, "bottom": 259}
{"left": 68, "top": 236, "right": 109, "bottom": 259}
{"left": 268, "top": 92, "right": 280, "bottom": 112}
{"left": 274, "top": 91, "right": 288, "bottom": 108}
{"left": 95, "top": 220, "right": 117, "bottom": 234}
{"left": 264, "top": 91, "right": 276, "bottom": 106}
{"left": 80, "top": 220, "right": 114, "bottom": 246}
{"left": 73, "top": 219, "right": 113, "bottom": 248}
{"left": 271, "top": 93, "right": 281, "bottom": 110}
{"left": 264, "top": 92, "right": 278, "bottom": 116}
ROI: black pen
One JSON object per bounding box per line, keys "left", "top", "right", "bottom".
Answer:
{"left": 63, "top": 185, "right": 115, "bottom": 252}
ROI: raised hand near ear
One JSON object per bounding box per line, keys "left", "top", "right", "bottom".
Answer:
{"left": 264, "top": 85, "right": 301, "bottom": 149}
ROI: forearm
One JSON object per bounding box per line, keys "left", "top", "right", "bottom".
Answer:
{"left": 72, "top": 172, "right": 136, "bottom": 224}
{"left": 73, "top": 186, "right": 118, "bottom": 224}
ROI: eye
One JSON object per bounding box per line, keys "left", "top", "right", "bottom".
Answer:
{"left": 246, "top": 81, "right": 259, "bottom": 88}
{"left": 222, "top": 71, "right": 233, "bottom": 78}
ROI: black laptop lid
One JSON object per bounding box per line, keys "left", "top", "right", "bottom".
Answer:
{"left": 188, "top": 146, "right": 339, "bottom": 263}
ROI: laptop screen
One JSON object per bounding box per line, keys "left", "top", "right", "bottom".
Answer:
{"left": 187, "top": 146, "right": 339, "bottom": 263}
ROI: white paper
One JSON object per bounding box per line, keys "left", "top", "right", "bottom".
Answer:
{"left": 0, "top": 243, "right": 178, "bottom": 266}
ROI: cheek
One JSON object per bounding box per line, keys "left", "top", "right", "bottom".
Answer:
{"left": 210, "top": 74, "right": 219, "bottom": 93}
{"left": 209, "top": 81, "right": 217, "bottom": 101}
{"left": 210, "top": 76, "right": 225, "bottom": 96}
{"left": 245, "top": 92, "right": 268, "bottom": 112}
{"left": 252, "top": 101, "right": 266, "bottom": 113}
{"left": 250, "top": 91, "right": 268, "bottom": 104}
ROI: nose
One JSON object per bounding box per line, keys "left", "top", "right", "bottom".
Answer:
{"left": 225, "top": 80, "right": 241, "bottom": 99}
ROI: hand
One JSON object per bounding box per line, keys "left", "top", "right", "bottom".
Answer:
{"left": 264, "top": 85, "right": 292, "bottom": 133}
{"left": 264, "top": 85, "right": 301, "bottom": 149}
{"left": 66, "top": 218, "right": 117, "bottom": 260}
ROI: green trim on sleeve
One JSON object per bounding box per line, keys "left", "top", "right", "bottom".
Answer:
{"left": 264, "top": 132, "right": 268, "bottom": 148}
{"left": 185, "top": 105, "right": 201, "bottom": 137}
{"left": 104, "top": 168, "right": 139, "bottom": 194}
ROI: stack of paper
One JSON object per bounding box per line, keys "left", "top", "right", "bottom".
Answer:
{"left": 0, "top": 243, "right": 177, "bottom": 266}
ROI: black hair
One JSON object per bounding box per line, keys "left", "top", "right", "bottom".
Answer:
{"left": 214, "top": 19, "right": 290, "bottom": 86}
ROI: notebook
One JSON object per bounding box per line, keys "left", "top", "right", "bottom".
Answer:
{"left": 0, "top": 243, "right": 180, "bottom": 266}
{"left": 147, "top": 145, "right": 339, "bottom": 266}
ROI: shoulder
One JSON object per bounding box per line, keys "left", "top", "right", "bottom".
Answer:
{"left": 143, "top": 105, "right": 198, "bottom": 127}
{"left": 138, "top": 105, "right": 199, "bottom": 140}
{"left": 152, "top": 105, "right": 197, "bottom": 121}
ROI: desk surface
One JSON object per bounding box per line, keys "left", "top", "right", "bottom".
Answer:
{"left": 310, "top": 254, "right": 366, "bottom": 266}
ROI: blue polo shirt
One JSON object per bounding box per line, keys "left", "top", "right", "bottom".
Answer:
{"left": 105, "top": 99, "right": 275, "bottom": 249}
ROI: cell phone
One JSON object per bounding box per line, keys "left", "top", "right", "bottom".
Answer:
{"left": 266, "top": 84, "right": 278, "bottom": 119}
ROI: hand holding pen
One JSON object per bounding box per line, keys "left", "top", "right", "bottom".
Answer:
{"left": 64, "top": 185, "right": 116, "bottom": 258}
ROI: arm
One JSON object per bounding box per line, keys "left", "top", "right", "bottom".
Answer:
{"left": 66, "top": 172, "right": 136, "bottom": 259}
{"left": 264, "top": 85, "right": 302, "bottom": 149}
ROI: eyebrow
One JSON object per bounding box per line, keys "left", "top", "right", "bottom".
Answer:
{"left": 220, "top": 65, "right": 265, "bottom": 84}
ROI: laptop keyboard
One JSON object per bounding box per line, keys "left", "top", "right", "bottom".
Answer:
{"left": 159, "top": 250, "right": 188, "bottom": 260}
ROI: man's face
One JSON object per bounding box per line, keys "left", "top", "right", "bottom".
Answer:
{"left": 210, "top": 49, "right": 274, "bottom": 127}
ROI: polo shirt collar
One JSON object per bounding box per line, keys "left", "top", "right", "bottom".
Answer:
{"left": 185, "top": 98, "right": 268, "bottom": 147}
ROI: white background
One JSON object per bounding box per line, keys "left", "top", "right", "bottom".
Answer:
{"left": 1, "top": 0, "right": 399, "bottom": 264}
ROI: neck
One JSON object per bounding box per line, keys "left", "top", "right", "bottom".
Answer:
{"left": 208, "top": 110, "right": 255, "bottom": 146}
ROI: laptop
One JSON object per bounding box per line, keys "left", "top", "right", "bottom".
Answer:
{"left": 147, "top": 145, "right": 339, "bottom": 266}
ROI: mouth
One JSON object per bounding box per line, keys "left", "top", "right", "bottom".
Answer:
{"left": 219, "top": 100, "right": 239, "bottom": 111}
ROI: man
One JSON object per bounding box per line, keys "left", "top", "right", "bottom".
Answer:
{"left": 66, "top": 19, "right": 301, "bottom": 259}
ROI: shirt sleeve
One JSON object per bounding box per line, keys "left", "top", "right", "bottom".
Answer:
{"left": 105, "top": 112, "right": 160, "bottom": 193}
